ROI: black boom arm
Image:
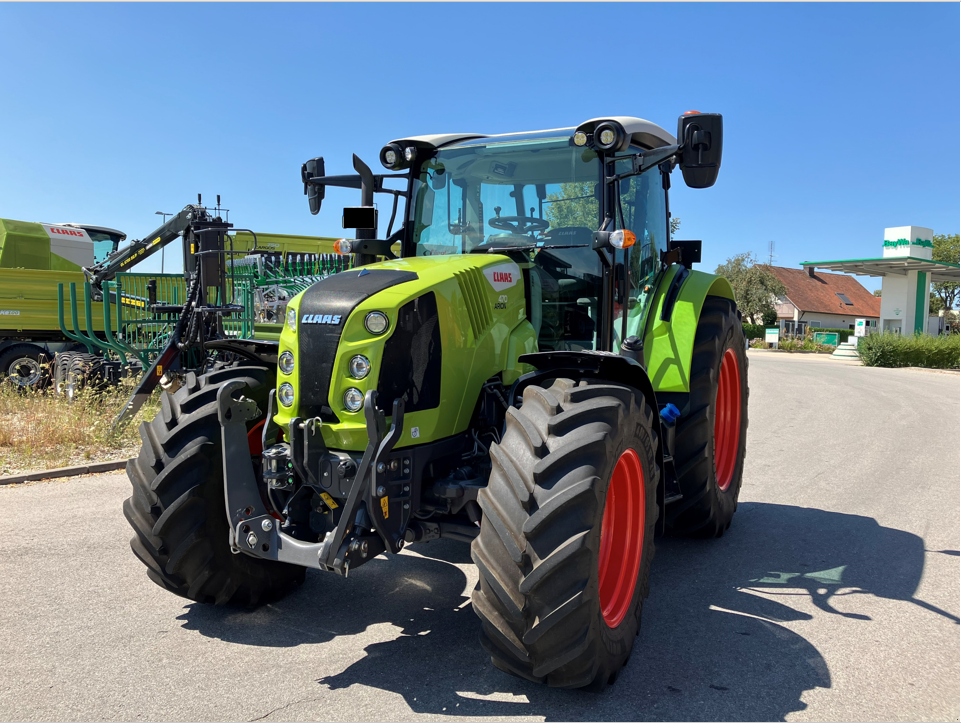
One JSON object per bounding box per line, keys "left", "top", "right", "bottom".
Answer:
{"left": 82, "top": 204, "right": 210, "bottom": 298}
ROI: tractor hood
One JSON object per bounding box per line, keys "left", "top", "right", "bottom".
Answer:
{"left": 273, "top": 254, "right": 533, "bottom": 451}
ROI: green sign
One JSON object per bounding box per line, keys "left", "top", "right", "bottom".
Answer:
{"left": 813, "top": 331, "right": 840, "bottom": 346}
{"left": 883, "top": 237, "right": 932, "bottom": 249}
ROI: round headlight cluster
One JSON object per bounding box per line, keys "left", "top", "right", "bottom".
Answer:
{"left": 278, "top": 383, "right": 295, "bottom": 408}
{"left": 344, "top": 388, "right": 364, "bottom": 412}
{"left": 594, "top": 121, "right": 627, "bottom": 152}
{"left": 349, "top": 355, "right": 371, "bottom": 380}
{"left": 286, "top": 307, "right": 297, "bottom": 332}
{"left": 279, "top": 351, "right": 295, "bottom": 375}
{"left": 573, "top": 131, "right": 588, "bottom": 147}
{"left": 365, "top": 311, "right": 389, "bottom": 335}
{"left": 380, "top": 143, "right": 407, "bottom": 170}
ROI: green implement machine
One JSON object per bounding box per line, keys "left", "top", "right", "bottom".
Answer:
{"left": 0, "top": 218, "right": 125, "bottom": 388}
{"left": 123, "top": 113, "right": 748, "bottom": 690}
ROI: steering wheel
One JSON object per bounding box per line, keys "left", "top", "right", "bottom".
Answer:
{"left": 489, "top": 215, "right": 550, "bottom": 235}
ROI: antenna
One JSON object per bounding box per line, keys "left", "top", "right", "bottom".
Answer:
{"left": 198, "top": 193, "right": 202, "bottom": 206}
{"left": 768, "top": 240, "right": 775, "bottom": 266}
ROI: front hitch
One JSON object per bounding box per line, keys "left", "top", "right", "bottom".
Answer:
{"left": 217, "top": 382, "right": 410, "bottom": 576}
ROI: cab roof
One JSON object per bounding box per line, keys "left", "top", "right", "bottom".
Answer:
{"left": 391, "top": 116, "right": 676, "bottom": 153}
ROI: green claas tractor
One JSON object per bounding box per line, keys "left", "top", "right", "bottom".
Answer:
{"left": 124, "top": 113, "right": 748, "bottom": 690}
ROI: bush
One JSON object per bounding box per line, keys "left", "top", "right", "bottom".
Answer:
{"left": 858, "top": 332, "right": 960, "bottom": 369}
{"left": 742, "top": 323, "right": 766, "bottom": 340}
{"left": 778, "top": 337, "right": 834, "bottom": 353}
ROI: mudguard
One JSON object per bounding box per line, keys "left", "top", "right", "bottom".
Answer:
{"left": 643, "top": 266, "right": 735, "bottom": 394}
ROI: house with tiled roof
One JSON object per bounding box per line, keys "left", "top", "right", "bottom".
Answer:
{"left": 761, "top": 265, "right": 881, "bottom": 336}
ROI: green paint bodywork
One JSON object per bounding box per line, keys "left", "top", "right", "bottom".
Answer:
{"left": 914, "top": 271, "right": 927, "bottom": 335}
{"left": 274, "top": 254, "right": 534, "bottom": 451}
{"left": 643, "top": 267, "right": 735, "bottom": 393}
{"left": 0, "top": 218, "right": 74, "bottom": 270}
{"left": 275, "top": 255, "right": 734, "bottom": 451}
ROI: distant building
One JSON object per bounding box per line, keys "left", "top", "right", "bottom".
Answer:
{"left": 762, "top": 265, "right": 881, "bottom": 335}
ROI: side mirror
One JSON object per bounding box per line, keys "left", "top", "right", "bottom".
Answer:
{"left": 302, "top": 157, "right": 325, "bottom": 215}
{"left": 676, "top": 113, "right": 722, "bottom": 189}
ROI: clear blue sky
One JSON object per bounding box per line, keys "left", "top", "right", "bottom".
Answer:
{"left": 1, "top": 3, "right": 958, "bottom": 289}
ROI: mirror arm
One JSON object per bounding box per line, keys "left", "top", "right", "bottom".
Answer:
{"left": 604, "top": 144, "right": 682, "bottom": 185}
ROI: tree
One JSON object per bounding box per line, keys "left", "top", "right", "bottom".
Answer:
{"left": 670, "top": 217, "right": 681, "bottom": 240}
{"left": 873, "top": 289, "right": 882, "bottom": 297}
{"left": 931, "top": 233, "right": 959, "bottom": 313}
{"left": 715, "top": 253, "right": 787, "bottom": 324}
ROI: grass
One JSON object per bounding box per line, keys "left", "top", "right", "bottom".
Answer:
{"left": 0, "top": 381, "right": 161, "bottom": 476}
{"left": 857, "top": 332, "right": 960, "bottom": 369}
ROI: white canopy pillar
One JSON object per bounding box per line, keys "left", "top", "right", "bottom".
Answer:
{"left": 879, "top": 226, "right": 933, "bottom": 335}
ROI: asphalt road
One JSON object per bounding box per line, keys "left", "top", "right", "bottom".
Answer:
{"left": 1, "top": 352, "right": 958, "bottom": 722}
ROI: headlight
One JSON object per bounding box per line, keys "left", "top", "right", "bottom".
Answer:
{"left": 278, "top": 383, "right": 295, "bottom": 407}
{"left": 286, "top": 307, "right": 297, "bottom": 332}
{"left": 594, "top": 121, "right": 627, "bottom": 151}
{"left": 365, "top": 311, "right": 389, "bottom": 335}
{"left": 279, "top": 351, "right": 295, "bottom": 375}
{"left": 573, "top": 131, "right": 588, "bottom": 147}
{"left": 349, "top": 355, "right": 371, "bottom": 379}
{"left": 344, "top": 388, "right": 364, "bottom": 412}
{"left": 404, "top": 146, "right": 417, "bottom": 162}
{"left": 380, "top": 143, "right": 406, "bottom": 170}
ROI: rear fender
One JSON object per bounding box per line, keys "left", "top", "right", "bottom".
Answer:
{"left": 643, "top": 267, "right": 735, "bottom": 394}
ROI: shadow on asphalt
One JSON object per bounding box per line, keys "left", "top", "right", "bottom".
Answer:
{"left": 178, "top": 502, "right": 957, "bottom": 721}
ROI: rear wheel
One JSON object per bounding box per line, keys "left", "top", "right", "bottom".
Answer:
{"left": 0, "top": 344, "right": 49, "bottom": 391}
{"left": 664, "top": 296, "right": 749, "bottom": 538}
{"left": 123, "top": 364, "right": 305, "bottom": 605}
{"left": 471, "top": 378, "right": 659, "bottom": 690}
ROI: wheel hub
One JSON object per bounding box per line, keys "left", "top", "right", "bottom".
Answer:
{"left": 7, "top": 357, "right": 41, "bottom": 388}
{"left": 598, "top": 448, "right": 645, "bottom": 628}
{"left": 714, "top": 347, "right": 742, "bottom": 491}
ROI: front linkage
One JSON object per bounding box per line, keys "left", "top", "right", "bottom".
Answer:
{"left": 218, "top": 382, "right": 412, "bottom": 576}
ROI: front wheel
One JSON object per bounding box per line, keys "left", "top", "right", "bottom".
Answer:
{"left": 123, "top": 364, "right": 305, "bottom": 606}
{"left": 471, "top": 378, "right": 659, "bottom": 690}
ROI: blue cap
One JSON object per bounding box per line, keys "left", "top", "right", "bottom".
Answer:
{"left": 659, "top": 403, "right": 681, "bottom": 425}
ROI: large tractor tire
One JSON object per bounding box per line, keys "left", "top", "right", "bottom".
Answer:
{"left": 123, "top": 364, "right": 305, "bottom": 606}
{"left": 0, "top": 343, "right": 49, "bottom": 391}
{"left": 472, "top": 378, "right": 659, "bottom": 690}
{"left": 664, "top": 296, "right": 749, "bottom": 538}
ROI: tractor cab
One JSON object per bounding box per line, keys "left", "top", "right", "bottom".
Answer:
{"left": 403, "top": 128, "right": 671, "bottom": 353}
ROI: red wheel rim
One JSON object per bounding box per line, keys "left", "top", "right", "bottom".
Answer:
{"left": 598, "top": 449, "right": 645, "bottom": 628}
{"left": 714, "top": 348, "right": 742, "bottom": 492}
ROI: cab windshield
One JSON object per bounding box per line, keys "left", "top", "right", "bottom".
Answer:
{"left": 85, "top": 230, "right": 123, "bottom": 263}
{"left": 408, "top": 133, "right": 668, "bottom": 350}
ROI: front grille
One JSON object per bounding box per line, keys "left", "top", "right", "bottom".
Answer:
{"left": 453, "top": 267, "right": 493, "bottom": 342}
{"left": 377, "top": 292, "right": 441, "bottom": 413}
{"left": 297, "top": 268, "right": 417, "bottom": 422}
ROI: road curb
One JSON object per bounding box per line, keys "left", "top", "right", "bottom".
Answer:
{"left": 0, "top": 460, "right": 128, "bottom": 486}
